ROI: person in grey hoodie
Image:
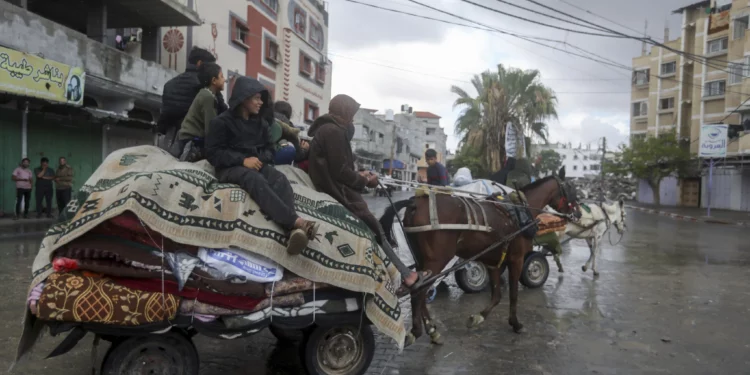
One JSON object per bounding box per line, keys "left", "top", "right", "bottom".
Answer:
{"left": 205, "top": 76, "right": 319, "bottom": 255}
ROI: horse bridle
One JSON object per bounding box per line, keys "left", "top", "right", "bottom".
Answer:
{"left": 552, "top": 176, "right": 578, "bottom": 215}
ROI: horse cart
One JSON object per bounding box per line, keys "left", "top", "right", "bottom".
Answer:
{"left": 15, "top": 147, "right": 407, "bottom": 375}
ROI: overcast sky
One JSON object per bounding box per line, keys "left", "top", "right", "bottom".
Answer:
{"left": 326, "top": 0, "right": 691, "bottom": 152}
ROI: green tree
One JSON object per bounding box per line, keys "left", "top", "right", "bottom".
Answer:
{"left": 607, "top": 132, "right": 691, "bottom": 206}
{"left": 451, "top": 64, "right": 557, "bottom": 172}
{"left": 535, "top": 149, "right": 563, "bottom": 177}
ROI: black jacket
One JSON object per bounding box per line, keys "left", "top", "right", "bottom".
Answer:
{"left": 158, "top": 64, "right": 228, "bottom": 133}
{"left": 205, "top": 77, "right": 275, "bottom": 170}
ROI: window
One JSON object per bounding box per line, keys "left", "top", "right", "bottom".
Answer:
{"left": 660, "top": 61, "right": 676, "bottom": 76}
{"left": 310, "top": 23, "right": 324, "bottom": 50}
{"left": 316, "top": 63, "right": 326, "bottom": 84}
{"left": 231, "top": 17, "right": 250, "bottom": 49}
{"left": 632, "top": 101, "right": 648, "bottom": 117}
{"left": 265, "top": 39, "right": 279, "bottom": 64}
{"left": 299, "top": 53, "right": 313, "bottom": 76}
{"left": 734, "top": 16, "right": 748, "bottom": 40}
{"left": 660, "top": 97, "right": 675, "bottom": 110}
{"left": 573, "top": 155, "right": 579, "bottom": 160}
{"left": 590, "top": 164, "right": 600, "bottom": 171}
{"left": 573, "top": 165, "right": 578, "bottom": 171}
{"left": 633, "top": 69, "right": 650, "bottom": 85}
{"left": 705, "top": 80, "right": 726, "bottom": 97}
{"left": 294, "top": 8, "right": 306, "bottom": 35}
{"left": 707, "top": 37, "right": 728, "bottom": 54}
{"left": 583, "top": 156, "right": 588, "bottom": 160}
{"left": 426, "top": 128, "right": 436, "bottom": 136}
{"left": 583, "top": 166, "right": 587, "bottom": 171}
{"left": 729, "top": 63, "right": 744, "bottom": 84}
{"left": 261, "top": 0, "right": 278, "bottom": 13}
{"left": 304, "top": 101, "right": 319, "bottom": 124}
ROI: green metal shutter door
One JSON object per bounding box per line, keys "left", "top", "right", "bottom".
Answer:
{"left": 0, "top": 108, "right": 22, "bottom": 214}
{"left": 26, "top": 113, "right": 102, "bottom": 211}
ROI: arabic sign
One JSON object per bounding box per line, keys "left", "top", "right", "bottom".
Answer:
{"left": 699, "top": 124, "right": 728, "bottom": 158}
{"left": 0, "top": 46, "right": 85, "bottom": 106}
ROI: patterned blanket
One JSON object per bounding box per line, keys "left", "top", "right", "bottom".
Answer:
{"left": 16, "top": 146, "right": 405, "bottom": 363}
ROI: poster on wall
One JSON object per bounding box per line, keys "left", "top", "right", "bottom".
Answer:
{"left": 698, "top": 124, "right": 728, "bottom": 158}
{"left": 0, "top": 46, "right": 85, "bottom": 106}
{"left": 505, "top": 121, "right": 521, "bottom": 158}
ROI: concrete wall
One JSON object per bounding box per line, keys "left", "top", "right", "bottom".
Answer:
{"left": 0, "top": 1, "right": 178, "bottom": 113}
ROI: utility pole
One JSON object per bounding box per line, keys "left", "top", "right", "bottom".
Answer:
{"left": 597, "top": 137, "right": 607, "bottom": 202}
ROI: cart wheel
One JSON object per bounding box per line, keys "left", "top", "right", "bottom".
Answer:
{"left": 101, "top": 331, "right": 199, "bottom": 375}
{"left": 521, "top": 252, "right": 549, "bottom": 289}
{"left": 455, "top": 261, "right": 489, "bottom": 293}
{"left": 269, "top": 324, "right": 306, "bottom": 343}
{"left": 303, "top": 324, "right": 375, "bottom": 375}
{"left": 425, "top": 287, "right": 437, "bottom": 304}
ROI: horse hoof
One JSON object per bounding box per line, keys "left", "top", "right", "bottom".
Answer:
{"left": 581, "top": 265, "right": 587, "bottom": 272}
{"left": 558, "top": 268, "right": 564, "bottom": 273}
{"left": 405, "top": 332, "right": 416, "bottom": 347}
{"left": 466, "top": 314, "right": 485, "bottom": 328}
{"left": 430, "top": 332, "right": 444, "bottom": 345}
{"left": 593, "top": 271, "right": 600, "bottom": 277}
{"left": 512, "top": 323, "right": 524, "bottom": 334}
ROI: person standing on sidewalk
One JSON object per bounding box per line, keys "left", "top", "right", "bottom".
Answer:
{"left": 11, "top": 158, "right": 33, "bottom": 220}
{"left": 55, "top": 157, "right": 74, "bottom": 217}
{"left": 34, "top": 157, "right": 55, "bottom": 218}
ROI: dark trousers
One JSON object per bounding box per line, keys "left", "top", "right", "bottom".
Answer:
{"left": 15, "top": 188, "right": 31, "bottom": 216}
{"left": 35, "top": 187, "right": 53, "bottom": 216}
{"left": 56, "top": 189, "right": 72, "bottom": 214}
{"left": 345, "top": 186, "right": 412, "bottom": 278}
{"left": 218, "top": 165, "right": 298, "bottom": 230}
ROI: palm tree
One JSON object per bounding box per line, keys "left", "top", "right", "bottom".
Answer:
{"left": 451, "top": 64, "right": 557, "bottom": 171}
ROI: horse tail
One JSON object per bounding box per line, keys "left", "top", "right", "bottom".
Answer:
{"left": 378, "top": 197, "right": 415, "bottom": 244}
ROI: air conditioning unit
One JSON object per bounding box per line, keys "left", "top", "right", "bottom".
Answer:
{"left": 319, "top": 55, "right": 328, "bottom": 66}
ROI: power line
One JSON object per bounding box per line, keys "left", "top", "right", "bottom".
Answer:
{"left": 556, "top": 0, "right": 663, "bottom": 41}
{"left": 344, "top": 0, "right": 750, "bottom": 97}
{"left": 453, "top": 0, "right": 628, "bottom": 38}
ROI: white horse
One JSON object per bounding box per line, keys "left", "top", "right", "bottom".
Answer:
{"left": 560, "top": 199, "right": 626, "bottom": 276}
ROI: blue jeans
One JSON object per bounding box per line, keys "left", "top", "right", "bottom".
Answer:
{"left": 274, "top": 144, "right": 296, "bottom": 165}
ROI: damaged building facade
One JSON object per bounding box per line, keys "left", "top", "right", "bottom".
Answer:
{"left": 0, "top": 0, "right": 201, "bottom": 213}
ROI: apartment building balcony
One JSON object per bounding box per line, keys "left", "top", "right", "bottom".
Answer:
{"left": 0, "top": 1, "right": 201, "bottom": 114}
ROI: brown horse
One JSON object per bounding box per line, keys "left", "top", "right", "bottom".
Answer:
{"left": 379, "top": 168, "right": 579, "bottom": 345}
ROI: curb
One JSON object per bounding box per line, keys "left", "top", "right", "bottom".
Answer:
{"left": 625, "top": 205, "right": 748, "bottom": 227}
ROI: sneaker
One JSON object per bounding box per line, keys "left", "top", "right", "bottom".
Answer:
{"left": 286, "top": 229, "right": 309, "bottom": 255}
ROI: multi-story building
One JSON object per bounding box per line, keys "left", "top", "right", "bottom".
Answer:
{"left": 352, "top": 106, "right": 448, "bottom": 182}
{"left": 159, "top": 0, "right": 331, "bottom": 129}
{"left": 630, "top": 0, "right": 750, "bottom": 211}
{"left": 531, "top": 142, "right": 603, "bottom": 179}
{"left": 0, "top": 0, "right": 199, "bottom": 213}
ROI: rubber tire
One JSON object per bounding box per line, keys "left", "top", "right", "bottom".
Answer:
{"left": 303, "top": 324, "right": 376, "bottom": 375}
{"left": 100, "top": 331, "right": 199, "bottom": 375}
{"left": 520, "top": 252, "right": 550, "bottom": 289}
{"left": 455, "top": 261, "right": 490, "bottom": 293}
{"left": 269, "top": 324, "right": 306, "bottom": 343}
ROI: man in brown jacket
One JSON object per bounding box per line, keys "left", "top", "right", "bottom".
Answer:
{"left": 307, "top": 94, "right": 430, "bottom": 295}
{"left": 55, "top": 157, "right": 74, "bottom": 216}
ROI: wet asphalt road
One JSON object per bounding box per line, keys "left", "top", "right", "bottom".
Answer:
{"left": 2, "top": 191, "right": 750, "bottom": 374}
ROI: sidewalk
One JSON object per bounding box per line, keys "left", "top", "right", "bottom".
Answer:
{"left": 0, "top": 216, "right": 54, "bottom": 238}
{"left": 626, "top": 201, "right": 750, "bottom": 227}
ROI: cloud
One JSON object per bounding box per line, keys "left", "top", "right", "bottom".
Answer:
{"left": 328, "top": 0, "right": 689, "bottom": 152}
